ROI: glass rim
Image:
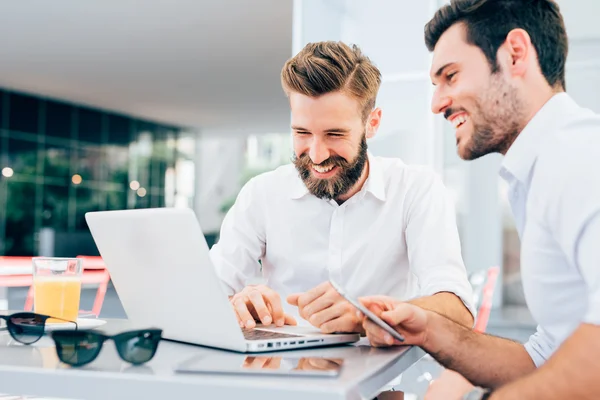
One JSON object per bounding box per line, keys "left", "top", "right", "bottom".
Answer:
{"left": 32, "top": 257, "right": 83, "bottom": 275}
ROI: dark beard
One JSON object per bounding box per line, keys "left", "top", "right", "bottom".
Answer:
{"left": 467, "top": 96, "right": 522, "bottom": 160}
{"left": 293, "top": 135, "right": 368, "bottom": 200}
{"left": 447, "top": 71, "right": 525, "bottom": 161}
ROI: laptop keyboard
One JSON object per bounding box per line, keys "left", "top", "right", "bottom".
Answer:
{"left": 242, "top": 328, "right": 303, "bottom": 341}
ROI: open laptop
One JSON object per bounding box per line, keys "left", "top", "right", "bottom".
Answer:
{"left": 85, "top": 208, "right": 359, "bottom": 353}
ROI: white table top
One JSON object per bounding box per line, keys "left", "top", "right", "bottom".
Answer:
{"left": 0, "top": 318, "right": 425, "bottom": 400}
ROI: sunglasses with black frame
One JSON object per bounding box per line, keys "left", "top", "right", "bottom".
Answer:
{"left": 50, "top": 328, "right": 163, "bottom": 367}
{"left": 0, "top": 312, "right": 78, "bottom": 345}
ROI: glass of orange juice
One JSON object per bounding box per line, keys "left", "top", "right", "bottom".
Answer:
{"left": 32, "top": 257, "right": 82, "bottom": 323}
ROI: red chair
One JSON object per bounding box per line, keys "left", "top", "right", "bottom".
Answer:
{"left": 0, "top": 257, "right": 36, "bottom": 294}
{"left": 472, "top": 266, "right": 500, "bottom": 333}
{"left": 0, "top": 256, "right": 110, "bottom": 317}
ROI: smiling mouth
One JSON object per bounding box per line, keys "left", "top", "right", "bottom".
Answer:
{"left": 312, "top": 164, "right": 334, "bottom": 173}
{"left": 450, "top": 113, "right": 469, "bottom": 129}
{"left": 311, "top": 165, "right": 339, "bottom": 178}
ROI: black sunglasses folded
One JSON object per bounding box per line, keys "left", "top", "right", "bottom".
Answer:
{"left": 50, "top": 329, "right": 163, "bottom": 367}
{"left": 0, "top": 312, "right": 78, "bottom": 344}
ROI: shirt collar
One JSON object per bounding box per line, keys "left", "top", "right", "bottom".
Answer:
{"left": 289, "top": 152, "right": 386, "bottom": 201}
{"left": 363, "top": 153, "right": 386, "bottom": 201}
{"left": 289, "top": 170, "right": 309, "bottom": 199}
{"left": 500, "top": 93, "right": 579, "bottom": 184}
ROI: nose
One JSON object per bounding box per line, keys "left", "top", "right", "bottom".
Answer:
{"left": 308, "top": 136, "right": 331, "bottom": 165}
{"left": 431, "top": 87, "right": 452, "bottom": 115}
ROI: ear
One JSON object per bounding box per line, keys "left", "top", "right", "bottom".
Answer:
{"left": 504, "top": 28, "right": 533, "bottom": 78}
{"left": 365, "top": 107, "right": 382, "bottom": 139}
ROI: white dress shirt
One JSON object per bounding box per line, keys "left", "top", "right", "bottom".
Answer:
{"left": 210, "top": 154, "right": 474, "bottom": 319}
{"left": 499, "top": 93, "right": 600, "bottom": 367}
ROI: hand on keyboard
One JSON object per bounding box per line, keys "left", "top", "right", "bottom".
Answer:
{"left": 230, "top": 285, "right": 298, "bottom": 329}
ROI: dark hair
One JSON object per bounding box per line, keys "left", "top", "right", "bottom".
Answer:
{"left": 425, "top": 0, "right": 568, "bottom": 90}
{"left": 281, "top": 41, "right": 382, "bottom": 121}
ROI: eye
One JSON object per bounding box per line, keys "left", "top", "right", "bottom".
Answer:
{"left": 447, "top": 71, "right": 458, "bottom": 83}
{"left": 295, "top": 131, "right": 311, "bottom": 135}
{"left": 328, "top": 133, "right": 343, "bottom": 137}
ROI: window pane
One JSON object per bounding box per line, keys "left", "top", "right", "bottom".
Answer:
{"left": 105, "top": 189, "right": 127, "bottom": 211}
{"left": 134, "top": 189, "right": 151, "bottom": 209}
{"left": 9, "top": 93, "right": 39, "bottom": 134}
{"left": 150, "top": 130, "right": 176, "bottom": 190}
{"left": 0, "top": 89, "right": 5, "bottom": 129}
{"left": 5, "top": 181, "right": 36, "bottom": 255}
{"left": 78, "top": 108, "right": 103, "bottom": 143}
{"left": 155, "top": 195, "right": 165, "bottom": 208}
{"left": 44, "top": 143, "right": 71, "bottom": 181}
{"left": 8, "top": 137, "right": 38, "bottom": 177}
{"left": 131, "top": 131, "right": 152, "bottom": 191}
{"left": 107, "top": 114, "right": 131, "bottom": 145}
{"left": 75, "top": 146, "right": 103, "bottom": 182}
{"left": 75, "top": 186, "right": 102, "bottom": 230}
{"left": 46, "top": 101, "right": 73, "bottom": 139}
{"left": 0, "top": 135, "right": 6, "bottom": 166}
{"left": 104, "top": 145, "right": 129, "bottom": 188}
{"left": 42, "top": 184, "right": 69, "bottom": 231}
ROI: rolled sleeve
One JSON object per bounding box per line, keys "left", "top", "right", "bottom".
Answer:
{"left": 403, "top": 170, "right": 475, "bottom": 318}
{"left": 209, "top": 177, "right": 266, "bottom": 295}
{"left": 524, "top": 325, "right": 557, "bottom": 367}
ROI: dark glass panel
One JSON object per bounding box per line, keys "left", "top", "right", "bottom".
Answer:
{"left": 7, "top": 137, "right": 38, "bottom": 177}
{"left": 46, "top": 101, "right": 73, "bottom": 139}
{"left": 74, "top": 186, "right": 102, "bottom": 230}
{"left": 107, "top": 115, "right": 131, "bottom": 145}
{"left": 78, "top": 108, "right": 103, "bottom": 143}
{"left": 9, "top": 93, "right": 39, "bottom": 134}
{"left": 42, "top": 184, "right": 69, "bottom": 231}
{"left": 44, "top": 143, "right": 71, "bottom": 181}
{"left": 5, "top": 181, "right": 36, "bottom": 255}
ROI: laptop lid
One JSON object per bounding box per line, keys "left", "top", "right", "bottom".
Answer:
{"left": 85, "top": 208, "right": 248, "bottom": 352}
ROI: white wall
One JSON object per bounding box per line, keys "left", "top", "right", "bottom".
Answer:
{"left": 559, "top": 0, "right": 600, "bottom": 40}
{"left": 562, "top": 0, "right": 600, "bottom": 113}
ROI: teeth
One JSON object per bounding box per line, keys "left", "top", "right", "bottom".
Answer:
{"left": 452, "top": 114, "right": 468, "bottom": 128}
{"left": 313, "top": 164, "right": 334, "bottom": 173}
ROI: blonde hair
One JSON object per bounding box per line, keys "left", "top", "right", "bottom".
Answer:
{"left": 281, "top": 41, "right": 382, "bottom": 121}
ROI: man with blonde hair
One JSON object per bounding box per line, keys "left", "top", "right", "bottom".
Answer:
{"left": 210, "top": 41, "right": 474, "bottom": 335}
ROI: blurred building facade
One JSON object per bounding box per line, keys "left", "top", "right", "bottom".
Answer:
{"left": 0, "top": 89, "right": 195, "bottom": 257}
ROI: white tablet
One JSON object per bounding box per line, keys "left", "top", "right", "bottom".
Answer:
{"left": 176, "top": 354, "right": 344, "bottom": 378}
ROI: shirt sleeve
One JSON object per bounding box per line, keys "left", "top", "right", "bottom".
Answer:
{"left": 524, "top": 325, "right": 558, "bottom": 367}
{"left": 403, "top": 169, "right": 475, "bottom": 318}
{"left": 577, "top": 212, "right": 600, "bottom": 325}
{"left": 209, "top": 177, "right": 266, "bottom": 296}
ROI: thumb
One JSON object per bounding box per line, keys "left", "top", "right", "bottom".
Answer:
{"left": 287, "top": 293, "right": 302, "bottom": 306}
{"left": 358, "top": 297, "right": 385, "bottom": 314}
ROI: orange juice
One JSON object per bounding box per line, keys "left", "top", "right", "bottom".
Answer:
{"left": 33, "top": 276, "right": 81, "bottom": 323}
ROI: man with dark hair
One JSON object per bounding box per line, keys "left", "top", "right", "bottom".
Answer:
{"left": 210, "top": 41, "right": 475, "bottom": 338}
{"left": 360, "top": 1, "right": 600, "bottom": 399}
